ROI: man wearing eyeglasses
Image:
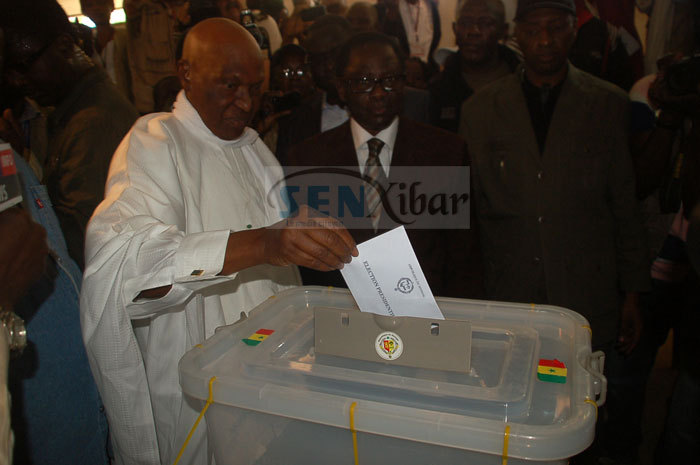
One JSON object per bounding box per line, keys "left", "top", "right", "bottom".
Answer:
{"left": 286, "top": 32, "right": 484, "bottom": 299}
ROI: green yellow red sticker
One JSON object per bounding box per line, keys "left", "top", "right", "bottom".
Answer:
{"left": 242, "top": 328, "right": 274, "bottom": 346}
{"left": 537, "top": 359, "right": 567, "bottom": 383}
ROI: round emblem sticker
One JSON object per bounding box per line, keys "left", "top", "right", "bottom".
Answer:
{"left": 375, "top": 331, "right": 404, "bottom": 361}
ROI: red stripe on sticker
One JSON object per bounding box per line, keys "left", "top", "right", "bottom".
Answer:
{"left": 538, "top": 358, "right": 565, "bottom": 369}
{"left": 256, "top": 328, "right": 274, "bottom": 336}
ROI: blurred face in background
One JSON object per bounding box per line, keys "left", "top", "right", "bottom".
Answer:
{"left": 274, "top": 53, "right": 314, "bottom": 97}
{"left": 80, "top": 0, "right": 114, "bottom": 26}
{"left": 217, "top": 0, "right": 244, "bottom": 23}
{"left": 453, "top": 0, "right": 506, "bottom": 67}
{"left": 166, "top": 0, "right": 192, "bottom": 27}
{"left": 4, "top": 32, "right": 75, "bottom": 106}
{"left": 345, "top": 2, "right": 378, "bottom": 33}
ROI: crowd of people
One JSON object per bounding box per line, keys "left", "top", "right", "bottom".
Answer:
{"left": 0, "top": 0, "right": 698, "bottom": 464}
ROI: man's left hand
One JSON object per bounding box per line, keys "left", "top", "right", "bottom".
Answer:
{"left": 617, "top": 292, "right": 642, "bottom": 355}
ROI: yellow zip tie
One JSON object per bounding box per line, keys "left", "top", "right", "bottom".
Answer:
{"left": 530, "top": 303, "right": 536, "bottom": 311}
{"left": 581, "top": 325, "right": 592, "bottom": 337}
{"left": 194, "top": 344, "right": 203, "bottom": 349}
{"left": 585, "top": 398, "right": 598, "bottom": 419}
{"left": 502, "top": 424, "right": 511, "bottom": 465}
{"left": 349, "top": 401, "right": 359, "bottom": 465}
{"left": 173, "top": 376, "right": 217, "bottom": 465}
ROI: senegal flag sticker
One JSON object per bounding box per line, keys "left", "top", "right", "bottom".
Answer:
{"left": 242, "top": 328, "right": 275, "bottom": 346}
{"left": 537, "top": 359, "right": 567, "bottom": 384}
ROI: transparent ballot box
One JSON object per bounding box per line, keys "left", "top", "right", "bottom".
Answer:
{"left": 179, "top": 286, "right": 606, "bottom": 465}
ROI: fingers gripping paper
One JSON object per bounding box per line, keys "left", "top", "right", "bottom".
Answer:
{"left": 340, "top": 226, "right": 444, "bottom": 320}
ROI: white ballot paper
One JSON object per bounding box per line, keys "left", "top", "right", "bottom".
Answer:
{"left": 340, "top": 226, "right": 444, "bottom": 320}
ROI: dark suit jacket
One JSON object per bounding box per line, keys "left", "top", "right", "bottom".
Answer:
{"left": 285, "top": 117, "right": 484, "bottom": 299}
{"left": 461, "top": 64, "right": 650, "bottom": 346}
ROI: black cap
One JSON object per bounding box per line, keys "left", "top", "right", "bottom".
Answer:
{"left": 515, "top": 0, "right": 576, "bottom": 20}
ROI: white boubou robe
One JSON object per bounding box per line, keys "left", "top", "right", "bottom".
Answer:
{"left": 81, "top": 91, "right": 301, "bottom": 465}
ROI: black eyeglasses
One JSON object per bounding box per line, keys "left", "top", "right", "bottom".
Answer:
{"left": 280, "top": 67, "right": 308, "bottom": 79}
{"left": 344, "top": 74, "right": 406, "bottom": 93}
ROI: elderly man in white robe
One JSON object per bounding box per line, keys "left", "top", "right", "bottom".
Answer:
{"left": 81, "top": 18, "right": 358, "bottom": 465}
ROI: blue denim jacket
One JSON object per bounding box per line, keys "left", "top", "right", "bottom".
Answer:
{"left": 11, "top": 155, "right": 109, "bottom": 465}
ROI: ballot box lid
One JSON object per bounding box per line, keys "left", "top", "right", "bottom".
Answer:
{"left": 179, "top": 286, "right": 601, "bottom": 461}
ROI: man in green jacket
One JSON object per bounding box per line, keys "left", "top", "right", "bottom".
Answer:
{"left": 460, "top": 1, "right": 650, "bottom": 463}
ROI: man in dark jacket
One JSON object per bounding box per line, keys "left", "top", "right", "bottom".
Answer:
{"left": 429, "top": 0, "right": 520, "bottom": 132}
{"left": 287, "top": 32, "right": 484, "bottom": 299}
{"left": 2, "top": 0, "right": 139, "bottom": 268}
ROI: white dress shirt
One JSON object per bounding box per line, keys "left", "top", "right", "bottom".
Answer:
{"left": 81, "top": 91, "right": 300, "bottom": 465}
{"left": 351, "top": 116, "right": 399, "bottom": 176}
{"left": 399, "top": 0, "right": 434, "bottom": 63}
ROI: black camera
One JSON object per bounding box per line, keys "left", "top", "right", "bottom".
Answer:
{"left": 666, "top": 55, "right": 700, "bottom": 95}
{"left": 240, "top": 9, "right": 270, "bottom": 51}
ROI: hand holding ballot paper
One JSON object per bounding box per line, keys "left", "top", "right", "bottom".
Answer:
{"left": 341, "top": 227, "right": 444, "bottom": 320}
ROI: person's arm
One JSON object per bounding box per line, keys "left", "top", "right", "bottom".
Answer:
{"left": 136, "top": 205, "right": 357, "bottom": 299}
{"left": 0, "top": 208, "right": 48, "bottom": 308}
{"left": 606, "top": 94, "right": 651, "bottom": 353}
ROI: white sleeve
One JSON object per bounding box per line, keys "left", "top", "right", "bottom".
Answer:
{"left": 84, "top": 118, "right": 234, "bottom": 320}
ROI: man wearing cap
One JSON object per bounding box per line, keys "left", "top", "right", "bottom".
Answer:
{"left": 81, "top": 18, "right": 357, "bottom": 465}
{"left": 460, "top": 1, "right": 650, "bottom": 462}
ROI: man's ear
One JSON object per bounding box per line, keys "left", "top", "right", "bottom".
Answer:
{"left": 177, "top": 59, "right": 191, "bottom": 91}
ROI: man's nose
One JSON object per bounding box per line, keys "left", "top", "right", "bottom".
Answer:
{"left": 535, "top": 27, "right": 553, "bottom": 46}
{"left": 369, "top": 81, "right": 388, "bottom": 98}
{"left": 234, "top": 87, "right": 253, "bottom": 112}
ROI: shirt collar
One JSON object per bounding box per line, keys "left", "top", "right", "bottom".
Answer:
{"left": 350, "top": 116, "right": 399, "bottom": 153}
{"left": 172, "top": 90, "right": 259, "bottom": 148}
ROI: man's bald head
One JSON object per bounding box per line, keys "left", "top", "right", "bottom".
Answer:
{"left": 181, "top": 18, "right": 263, "bottom": 73}
{"left": 178, "top": 18, "right": 265, "bottom": 140}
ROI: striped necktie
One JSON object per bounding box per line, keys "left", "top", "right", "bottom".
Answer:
{"left": 364, "top": 138, "right": 387, "bottom": 231}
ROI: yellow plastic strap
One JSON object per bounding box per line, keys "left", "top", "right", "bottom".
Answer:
{"left": 194, "top": 344, "right": 203, "bottom": 349}
{"left": 530, "top": 303, "right": 536, "bottom": 311}
{"left": 172, "top": 376, "right": 217, "bottom": 465}
{"left": 581, "top": 325, "right": 592, "bottom": 337}
{"left": 502, "top": 424, "right": 511, "bottom": 465}
{"left": 585, "top": 398, "right": 598, "bottom": 419}
{"left": 350, "top": 401, "right": 359, "bottom": 465}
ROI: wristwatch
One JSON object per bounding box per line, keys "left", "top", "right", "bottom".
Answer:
{"left": 0, "top": 305, "right": 26, "bottom": 356}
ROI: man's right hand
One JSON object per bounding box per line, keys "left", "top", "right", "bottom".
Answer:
{"left": 0, "top": 208, "right": 48, "bottom": 307}
{"left": 263, "top": 205, "right": 358, "bottom": 271}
